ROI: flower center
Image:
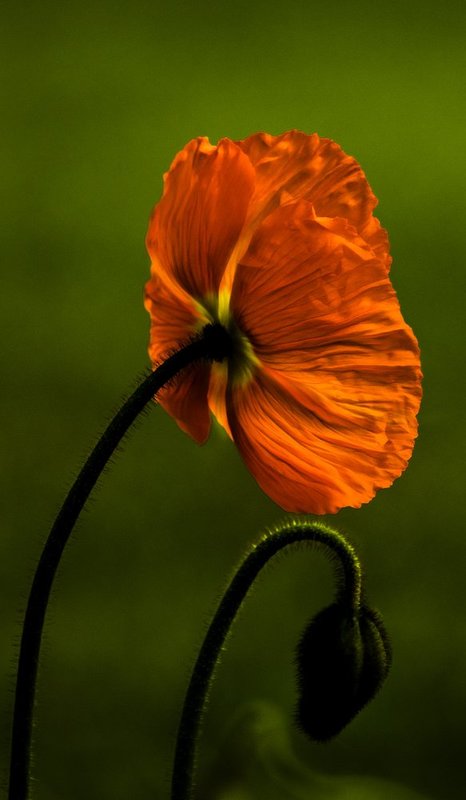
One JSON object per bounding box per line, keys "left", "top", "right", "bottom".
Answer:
{"left": 197, "top": 291, "right": 259, "bottom": 386}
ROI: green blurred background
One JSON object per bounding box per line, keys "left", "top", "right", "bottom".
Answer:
{"left": 1, "top": 1, "right": 465, "bottom": 798}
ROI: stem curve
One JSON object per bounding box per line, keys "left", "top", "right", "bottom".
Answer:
{"left": 171, "top": 519, "right": 362, "bottom": 800}
{"left": 9, "top": 324, "right": 229, "bottom": 800}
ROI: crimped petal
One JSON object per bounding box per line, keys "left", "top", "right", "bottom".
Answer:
{"left": 237, "top": 130, "right": 391, "bottom": 269}
{"left": 227, "top": 200, "right": 421, "bottom": 512}
{"left": 144, "top": 273, "right": 211, "bottom": 443}
{"left": 146, "top": 137, "right": 255, "bottom": 298}
{"left": 227, "top": 365, "right": 420, "bottom": 514}
{"left": 231, "top": 201, "right": 404, "bottom": 369}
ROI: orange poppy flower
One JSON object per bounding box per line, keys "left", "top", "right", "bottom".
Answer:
{"left": 144, "top": 131, "right": 422, "bottom": 514}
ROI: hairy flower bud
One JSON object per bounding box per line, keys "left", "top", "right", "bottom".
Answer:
{"left": 296, "top": 602, "right": 391, "bottom": 741}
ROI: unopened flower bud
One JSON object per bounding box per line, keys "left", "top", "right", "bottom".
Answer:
{"left": 296, "top": 602, "right": 391, "bottom": 741}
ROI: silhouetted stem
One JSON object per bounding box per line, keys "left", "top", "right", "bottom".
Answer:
{"left": 171, "top": 520, "right": 362, "bottom": 800}
{"left": 8, "top": 324, "right": 231, "bottom": 800}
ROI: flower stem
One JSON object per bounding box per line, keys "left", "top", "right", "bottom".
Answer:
{"left": 8, "top": 323, "right": 230, "bottom": 800}
{"left": 171, "top": 519, "right": 362, "bottom": 800}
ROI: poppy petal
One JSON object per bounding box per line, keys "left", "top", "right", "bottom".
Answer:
{"left": 207, "top": 361, "right": 232, "bottom": 438}
{"left": 237, "top": 130, "right": 391, "bottom": 269}
{"left": 144, "top": 273, "right": 211, "bottom": 443}
{"left": 146, "top": 137, "right": 255, "bottom": 298}
{"left": 231, "top": 201, "right": 411, "bottom": 370}
{"left": 227, "top": 201, "right": 421, "bottom": 512}
{"left": 227, "top": 365, "right": 420, "bottom": 514}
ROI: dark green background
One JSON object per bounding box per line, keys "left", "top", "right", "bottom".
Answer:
{"left": 1, "top": 1, "right": 465, "bottom": 798}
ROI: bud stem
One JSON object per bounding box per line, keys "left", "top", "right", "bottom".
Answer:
{"left": 8, "top": 324, "right": 230, "bottom": 800}
{"left": 171, "top": 520, "right": 362, "bottom": 800}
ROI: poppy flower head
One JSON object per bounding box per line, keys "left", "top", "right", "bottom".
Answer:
{"left": 144, "top": 131, "right": 422, "bottom": 514}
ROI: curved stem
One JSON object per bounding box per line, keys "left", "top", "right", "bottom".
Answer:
{"left": 9, "top": 324, "right": 230, "bottom": 800}
{"left": 171, "top": 519, "right": 362, "bottom": 800}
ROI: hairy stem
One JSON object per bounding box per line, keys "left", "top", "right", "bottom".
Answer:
{"left": 171, "top": 519, "right": 361, "bottom": 800}
{"left": 9, "top": 324, "right": 230, "bottom": 800}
